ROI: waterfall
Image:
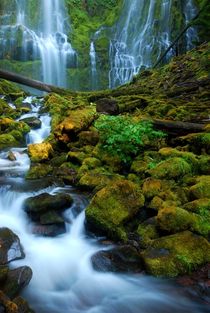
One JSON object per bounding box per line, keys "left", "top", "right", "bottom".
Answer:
{"left": 108, "top": 0, "right": 199, "bottom": 88}
{"left": 183, "top": 0, "right": 199, "bottom": 50}
{"left": 89, "top": 41, "right": 97, "bottom": 90}
{"left": 0, "top": 0, "right": 77, "bottom": 87}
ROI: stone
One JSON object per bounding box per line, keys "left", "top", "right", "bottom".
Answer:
{"left": 19, "top": 117, "right": 41, "bottom": 129}
{"left": 96, "top": 98, "right": 119, "bottom": 115}
{"left": 141, "top": 231, "right": 210, "bottom": 277}
{"left": 91, "top": 245, "right": 143, "bottom": 273}
{"left": 86, "top": 180, "right": 145, "bottom": 241}
{"left": 0, "top": 228, "right": 24, "bottom": 265}
{"left": 28, "top": 142, "right": 53, "bottom": 163}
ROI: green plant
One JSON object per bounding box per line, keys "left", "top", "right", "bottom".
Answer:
{"left": 95, "top": 115, "right": 165, "bottom": 163}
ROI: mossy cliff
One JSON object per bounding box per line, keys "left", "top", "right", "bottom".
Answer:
{"left": 21, "top": 43, "right": 210, "bottom": 277}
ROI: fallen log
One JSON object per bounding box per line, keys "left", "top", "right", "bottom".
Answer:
{"left": 153, "top": 119, "right": 206, "bottom": 136}
{"left": 0, "top": 69, "right": 73, "bottom": 94}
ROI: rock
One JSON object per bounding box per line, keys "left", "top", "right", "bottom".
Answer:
{"left": 13, "top": 296, "right": 34, "bottom": 313}
{"left": 78, "top": 168, "right": 123, "bottom": 191}
{"left": 40, "top": 210, "right": 64, "bottom": 225}
{"left": 78, "top": 130, "right": 99, "bottom": 146}
{"left": 137, "top": 218, "right": 159, "bottom": 248}
{"left": 91, "top": 245, "right": 143, "bottom": 273}
{"left": 7, "top": 151, "right": 16, "bottom": 161}
{"left": 149, "top": 157, "right": 192, "bottom": 179}
{"left": 28, "top": 142, "right": 53, "bottom": 163}
{"left": 142, "top": 178, "right": 163, "bottom": 199}
{"left": 24, "top": 192, "right": 73, "bottom": 215}
{"left": 96, "top": 98, "right": 119, "bottom": 115}
{"left": 0, "top": 266, "right": 9, "bottom": 283}
{"left": 0, "top": 228, "right": 24, "bottom": 265}
{"left": 3, "top": 266, "right": 32, "bottom": 298}
{"left": 183, "top": 198, "right": 210, "bottom": 214}
{"left": 19, "top": 117, "right": 41, "bottom": 129}
{"left": 31, "top": 224, "right": 66, "bottom": 237}
{"left": 67, "top": 151, "right": 87, "bottom": 165}
{"left": 141, "top": 231, "right": 210, "bottom": 277}
{"left": 25, "top": 164, "right": 53, "bottom": 180}
{"left": 86, "top": 180, "right": 145, "bottom": 241}
{"left": 54, "top": 107, "right": 96, "bottom": 143}
{"left": 189, "top": 176, "right": 210, "bottom": 199}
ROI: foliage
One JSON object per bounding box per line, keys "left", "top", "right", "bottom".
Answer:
{"left": 95, "top": 115, "right": 165, "bottom": 163}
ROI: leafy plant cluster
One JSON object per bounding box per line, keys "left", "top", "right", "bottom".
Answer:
{"left": 95, "top": 115, "right": 165, "bottom": 163}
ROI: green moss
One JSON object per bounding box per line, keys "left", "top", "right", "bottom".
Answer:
{"left": 86, "top": 179, "right": 145, "bottom": 241}
{"left": 141, "top": 231, "right": 210, "bottom": 277}
{"left": 26, "top": 164, "right": 53, "bottom": 180}
{"left": 137, "top": 223, "right": 159, "bottom": 248}
{"left": 149, "top": 157, "right": 192, "bottom": 180}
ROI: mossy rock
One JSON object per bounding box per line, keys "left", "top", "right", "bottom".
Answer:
{"left": 158, "top": 147, "right": 198, "bottom": 166}
{"left": 86, "top": 179, "right": 145, "bottom": 241}
{"left": 183, "top": 198, "right": 210, "bottom": 214}
{"left": 141, "top": 231, "right": 210, "bottom": 277}
{"left": 78, "top": 130, "right": 99, "bottom": 146}
{"left": 26, "top": 164, "right": 53, "bottom": 180}
{"left": 67, "top": 151, "right": 87, "bottom": 165}
{"left": 0, "top": 79, "right": 25, "bottom": 99}
{"left": 176, "top": 132, "right": 210, "bottom": 154}
{"left": 28, "top": 142, "right": 53, "bottom": 163}
{"left": 78, "top": 168, "right": 123, "bottom": 191}
{"left": 137, "top": 218, "right": 159, "bottom": 248}
{"left": 0, "top": 228, "right": 24, "bottom": 265}
{"left": 0, "top": 133, "right": 18, "bottom": 150}
{"left": 189, "top": 176, "right": 210, "bottom": 199}
{"left": 149, "top": 157, "right": 192, "bottom": 179}
{"left": 142, "top": 178, "right": 163, "bottom": 199}
{"left": 54, "top": 107, "right": 97, "bottom": 144}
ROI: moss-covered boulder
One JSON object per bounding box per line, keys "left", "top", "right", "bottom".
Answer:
{"left": 183, "top": 198, "right": 210, "bottom": 214}
{"left": 189, "top": 176, "right": 210, "bottom": 199}
{"left": 0, "top": 79, "right": 25, "bottom": 99}
{"left": 149, "top": 157, "right": 192, "bottom": 179}
{"left": 19, "top": 117, "right": 41, "bottom": 129}
{"left": 141, "top": 231, "right": 210, "bottom": 277}
{"left": 86, "top": 180, "right": 145, "bottom": 241}
{"left": 25, "top": 164, "right": 53, "bottom": 180}
{"left": 137, "top": 218, "right": 159, "bottom": 248}
{"left": 54, "top": 107, "right": 96, "bottom": 143}
{"left": 28, "top": 142, "right": 53, "bottom": 162}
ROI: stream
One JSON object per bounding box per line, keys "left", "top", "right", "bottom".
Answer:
{"left": 0, "top": 97, "right": 208, "bottom": 313}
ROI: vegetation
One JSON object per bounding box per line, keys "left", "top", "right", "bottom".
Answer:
{"left": 95, "top": 116, "right": 165, "bottom": 163}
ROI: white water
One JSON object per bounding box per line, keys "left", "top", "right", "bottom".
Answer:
{"left": 89, "top": 41, "right": 97, "bottom": 90}
{"left": 108, "top": 0, "right": 199, "bottom": 88}
{"left": 0, "top": 0, "right": 77, "bottom": 87}
{"left": 0, "top": 97, "right": 207, "bottom": 313}
{"left": 183, "top": 0, "right": 199, "bottom": 50}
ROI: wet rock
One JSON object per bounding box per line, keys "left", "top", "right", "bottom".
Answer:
{"left": 0, "top": 228, "right": 24, "bottom": 265}
{"left": 28, "top": 142, "right": 53, "bottom": 163}
{"left": 0, "top": 266, "right": 9, "bottom": 283}
{"left": 3, "top": 266, "right": 32, "bottom": 299}
{"left": 24, "top": 192, "right": 73, "bottom": 215}
{"left": 91, "top": 245, "right": 143, "bottom": 273}
{"left": 31, "top": 224, "right": 66, "bottom": 237}
{"left": 40, "top": 210, "right": 65, "bottom": 225}
{"left": 86, "top": 179, "right": 145, "bottom": 241}
{"left": 19, "top": 117, "right": 41, "bottom": 129}
{"left": 7, "top": 151, "right": 16, "bottom": 161}
{"left": 13, "top": 296, "right": 34, "bottom": 313}
{"left": 96, "top": 98, "right": 119, "bottom": 115}
{"left": 141, "top": 231, "right": 210, "bottom": 277}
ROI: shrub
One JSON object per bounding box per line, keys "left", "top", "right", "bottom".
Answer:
{"left": 95, "top": 115, "right": 165, "bottom": 163}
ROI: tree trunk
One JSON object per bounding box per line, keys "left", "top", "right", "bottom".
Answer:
{"left": 0, "top": 69, "right": 73, "bottom": 95}
{"left": 153, "top": 119, "right": 205, "bottom": 136}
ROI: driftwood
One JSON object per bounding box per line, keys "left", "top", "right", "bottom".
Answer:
{"left": 0, "top": 69, "right": 72, "bottom": 94}
{"left": 153, "top": 119, "right": 206, "bottom": 136}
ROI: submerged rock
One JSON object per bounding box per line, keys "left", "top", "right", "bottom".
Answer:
{"left": 19, "top": 117, "right": 41, "bottom": 129}
{"left": 91, "top": 245, "right": 143, "bottom": 273}
{"left": 0, "top": 228, "right": 24, "bottom": 265}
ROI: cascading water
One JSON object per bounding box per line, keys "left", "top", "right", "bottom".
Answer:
{"left": 89, "top": 41, "right": 98, "bottom": 90}
{"left": 183, "top": 0, "right": 199, "bottom": 50}
{"left": 108, "top": 0, "right": 199, "bottom": 88}
{"left": 0, "top": 96, "right": 208, "bottom": 313}
{"left": 0, "top": 0, "right": 77, "bottom": 87}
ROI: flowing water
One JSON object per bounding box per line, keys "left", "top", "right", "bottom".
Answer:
{"left": 0, "top": 97, "right": 208, "bottom": 313}
{"left": 89, "top": 41, "right": 98, "bottom": 90}
{"left": 0, "top": 0, "right": 77, "bottom": 87}
{"left": 108, "top": 0, "right": 199, "bottom": 88}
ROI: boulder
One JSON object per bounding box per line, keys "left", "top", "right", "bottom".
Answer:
{"left": 28, "top": 142, "right": 53, "bottom": 163}
{"left": 96, "top": 98, "right": 119, "bottom": 115}
{"left": 91, "top": 245, "right": 143, "bottom": 273}
{"left": 24, "top": 192, "right": 73, "bottom": 215}
{"left": 3, "top": 266, "right": 32, "bottom": 299}
{"left": 149, "top": 157, "right": 192, "bottom": 179}
{"left": 54, "top": 107, "right": 96, "bottom": 143}
{"left": 0, "top": 228, "right": 24, "bottom": 265}
{"left": 141, "top": 231, "right": 210, "bottom": 277}
{"left": 19, "top": 117, "right": 41, "bottom": 129}
{"left": 78, "top": 130, "right": 99, "bottom": 146}
{"left": 86, "top": 180, "right": 145, "bottom": 241}
{"left": 189, "top": 176, "right": 210, "bottom": 199}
